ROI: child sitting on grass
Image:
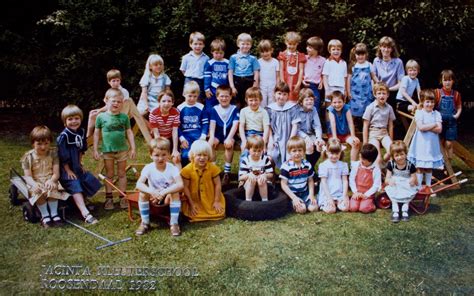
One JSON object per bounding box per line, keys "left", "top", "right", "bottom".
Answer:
{"left": 238, "top": 135, "right": 273, "bottom": 201}
{"left": 348, "top": 143, "right": 381, "bottom": 213}
{"left": 135, "top": 138, "right": 184, "bottom": 236}
{"left": 58, "top": 106, "right": 102, "bottom": 224}
{"left": 280, "top": 136, "right": 317, "bottom": 214}
{"left": 181, "top": 140, "right": 225, "bottom": 222}
{"left": 208, "top": 85, "right": 240, "bottom": 185}
{"left": 22, "top": 126, "right": 69, "bottom": 228}
{"left": 93, "top": 88, "right": 136, "bottom": 210}
{"left": 149, "top": 90, "right": 181, "bottom": 168}
{"left": 317, "top": 138, "right": 349, "bottom": 213}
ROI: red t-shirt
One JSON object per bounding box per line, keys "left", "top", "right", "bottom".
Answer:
{"left": 149, "top": 107, "right": 180, "bottom": 139}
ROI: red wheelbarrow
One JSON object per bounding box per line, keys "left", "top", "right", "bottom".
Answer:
{"left": 98, "top": 174, "right": 170, "bottom": 224}
{"left": 375, "top": 171, "right": 468, "bottom": 214}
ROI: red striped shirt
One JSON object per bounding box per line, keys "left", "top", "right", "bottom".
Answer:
{"left": 149, "top": 107, "right": 180, "bottom": 139}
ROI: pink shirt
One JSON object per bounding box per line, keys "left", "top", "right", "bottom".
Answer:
{"left": 304, "top": 55, "right": 326, "bottom": 84}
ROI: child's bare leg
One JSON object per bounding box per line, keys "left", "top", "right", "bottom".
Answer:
{"left": 257, "top": 181, "right": 268, "bottom": 201}
{"left": 381, "top": 136, "right": 392, "bottom": 162}
{"left": 244, "top": 179, "right": 256, "bottom": 201}
{"left": 117, "top": 160, "right": 127, "bottom": 195}
{"left": 224, "top": 145, "right": 234, "bottom": 174}
{"left": 369, "top": 138, "right": 382, "bottom": 166}
{"left": 445, "top": 140, "right": 454, "bottom": 159}
{"left": 72, "top": 192, "right": 92, "bottom": 218}
{"left": 104, "top": 159, "right": 115, "bottom": 195}
{"left": 210, "top": 139, "right": 219, "bottom": 162}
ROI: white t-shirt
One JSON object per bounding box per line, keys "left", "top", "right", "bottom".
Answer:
{"left": 140, "top": 162, "right": 180, "bottom": 190}
{"left": 322, "top": 59, "right": 347, "bottom": 88}
{"left": 258, "top": 58, "right": 279, "bottom": 87}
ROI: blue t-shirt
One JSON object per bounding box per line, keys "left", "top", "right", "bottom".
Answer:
{"left": 396, "top": 75, "right": 420, "bottom": 101}
{"left": 210, "top": 105, "right": 239, "bottom": 140}
{"left": 279, "top": 159, "right": 315, "bottom": 195}
{"left": 177, "top": 102, "right": 209, "bottom": 140}
{"left": 204, "top": 59, "right": 229, "bottom": 93}
{"left": 229, "top": 51, "right": 260, "bottom": 77}
{"left": 327, "top": 104, "right": 350, "bottom": 136}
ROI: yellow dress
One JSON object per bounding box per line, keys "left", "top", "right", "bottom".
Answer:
{"left": 21, "top": 149, "right": 68, "bottom": 205}
{"left": 181, "top": 162, "right": 225, "bottom": 222}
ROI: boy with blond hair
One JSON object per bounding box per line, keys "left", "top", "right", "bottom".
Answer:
{"left": 180, "top": 31, "right": 209, "bottom": 100}
{"left": 87, "top": 69, "right": 130, "bottom": 138}
{"left": 322, "top": 39, "right": 348, "bottom": 102}
{"left": 396, "top": 59, "right": 421, "bottom": 113}
{"left": 203, "top": 38, "right": 229, "bottom": 111}
{"left": 228, "top": 33, "right": 260, "bottom": 108}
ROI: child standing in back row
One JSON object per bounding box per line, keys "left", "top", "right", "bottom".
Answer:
{"left": 435, "top": 69, "right": 462, "bottom": 160}
{"left": 278, "top": 31, "right": 307, "bottom": 102}
{"left": 396, "top": 59, "right": 421, "bottom": 113}
{"left": 258, "top": 39, "right": 280, "bottom": 107}
{"left": 94, "top": 88, "right": 136, "bottom": 210}
{"left": 302, "top": 36, "right": 326, "bottom": 111}
{"left": 229, "top": 33, "right": 260, "bottom": 108}
{"left": 180, "top": 32, "right": 209, "bottom": 100}
{"left": 203, "top": 38, "right": 229, "bottom": 111}
{"left": 408, "top": 89, "right": 444, "bottom": 187}
{"left": 323, "top": 39, "right": 348, "bottom": 102}
{"left": 138, "top": 54, "right": 172, "bottom": 115}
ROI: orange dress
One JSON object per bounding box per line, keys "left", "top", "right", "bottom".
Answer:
{"left": 181, "top": 162, "right": 225, "bottom": 222}
{"left": 278, "top": 51, "right": 307, "bottom": 101}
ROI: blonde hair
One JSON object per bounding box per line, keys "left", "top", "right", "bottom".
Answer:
{"left": 322, "top": 138, "right": 344, "bottom": 160}
{"left": 157, "top": 89, "right": 175, "bottom": 103}
{"left": 143, "top": 54, "right": 164, "bottom": 79}
{"left": 389, "top": 140, "right": 408, "bottom": 158}
{"left": 149, "top": 137, "right": 170, "bottom": 154}
{"left": 106, "top": 69, "right": 122, "bottom": 82}
{"left": 61, "top": 104, "right": 83, "bottom": 123}
{"left": 183, "top": 81, "right": 200, "bottom": 95}
{"left": 30, "top": 126, "right": 52, "bottom": 145}
{"left": 328, "top": 39, "right": 343, "bottom": 51}
{"left": 298, "top": 88, "right": 315, "bottom": 105}
{"left": 306, "top": 36, "right": 324, "bottom": 54}
{"left": 372, "top": 81, "right": 389, "bottom": 95}
{"left": 405, "top": 59, "right": 420, "bottom": 72}
{"left": 257, "top": 39, "right": 273, "bottom": 53}
{"left": 287, "top": 136, "right": 305, "bottom": 152}
{"left": 189, "top": 31, "right": 205, "bottom": 44}
{"left": 376, "top": 36, "right": 400, "bottom": 58}
{"left": 440, "top": 69, "right": 455, "bottom": 83}
{"left": 237, "top": 33, "right": 252, "bottom": 44}
{"left": 189, "top": 140, "right": 212, "bottom": 160}
{"left": 284, "top": 31, "right": 301, "bottom": 44}
{"left": 418, "top": 89, "right": 435, "bottom": 109}
{"left": 105, "top": 88, "right": 124, "bottom": 101}
{"left": 245, "top": 86, "right": 262, "bottom": 102}
{"left": 210, "top": 38, "right": 226, "bottom": 52}
{"left": 246, "top": 134, "right": 264, "bottom": 150}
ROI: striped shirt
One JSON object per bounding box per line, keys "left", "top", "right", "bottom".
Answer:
{"left": 238, "top": 155, "right": 273, "bottom": 177}
{"left": 279, "top": 159, "right": 314, "bottom": 194}
{"left": 149, "top": 107, "right": 180, "bottom": 139}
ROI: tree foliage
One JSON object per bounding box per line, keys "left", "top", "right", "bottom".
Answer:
{"left": 0, "top": 0, "right": 472, "bottom": 122}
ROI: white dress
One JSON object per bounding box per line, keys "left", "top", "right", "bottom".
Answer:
{"left": 384, "top": 160, "right": 418, "bottom": 203}
{"left": 317, "top": 159, "right": 349, "bottom": 206}
{"left": 407, "top": 109, "right": 444, "bottom": 169}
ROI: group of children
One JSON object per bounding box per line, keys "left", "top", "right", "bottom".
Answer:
{"left": 21, "top": 31, "right": 462, "bottom": 236}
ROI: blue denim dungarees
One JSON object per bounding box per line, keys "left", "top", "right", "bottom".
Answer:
{"left": 438, "top": 89, "right": 457, "bottom": 141}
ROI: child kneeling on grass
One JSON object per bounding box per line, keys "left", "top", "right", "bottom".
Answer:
{"left": 348, "top": 143, "right": 381, "bottom": 213}
{"left": 280, "top": 136, "right": 317, "bottom": 214}
{"left": 135, "top": 138, "right": 184, "bottom": 236}
{"left": 238, "top": 135, "right": 273, "bottom": 201}
{"left": 22, "top": 126, "right": 69, "bottom": 228}
{"left": 181, "top": 140, "right": 225, "bottom": 222}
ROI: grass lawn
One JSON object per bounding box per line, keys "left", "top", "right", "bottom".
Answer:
{"left": 0, "top": 130, "right": 473, "bottom": 295}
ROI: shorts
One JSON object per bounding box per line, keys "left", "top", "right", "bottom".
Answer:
{"left": 336, "top": 134, "right": 351, "bottom": 143}
{"left": 368, "top": 128, "right": 390, "bottom": 143}
{"left": 102, "top": 150, "right": 128, "bottom": 162}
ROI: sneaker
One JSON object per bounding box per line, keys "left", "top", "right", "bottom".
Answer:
{"left": 104, "top": 198, "right": 114, "bottom": 210}
{"left": 84, "top": 214, "right": 98, "bottom": 225}
{"left": 170, "top": 224, "right": 181, "bottom": 236}
{"left": 401, "top": 211, "right": 410, "bottom": 222}
{"left": 391, "top": 212, "right": 400, "bottom": 223}
{"left": 222, "top": 173, "right": 230, "bottom": 186}
{"left": 119, "top": 197, "right": 128, "bottom": 209}
{"left": 135, "top": 223, "right": 150, "bottom": 236}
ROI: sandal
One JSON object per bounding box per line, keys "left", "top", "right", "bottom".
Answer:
{"left": 135, "top": 223, "right": 150, "bottom": 236}
{"left": 84, "top": 213, "right": 98, "bottom": 225}
{"left": 41, "top": 216, "right": 52, "bottom": 229}
{"left": 51, "top": 215, "right": 64, "bottom": 227}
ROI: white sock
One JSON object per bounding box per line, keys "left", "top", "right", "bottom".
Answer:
{"left": 425, "top": 172, "right": 432, "bottom": 186}
{"left": 261, "top": 197, "right": 268, "bottom": 202}
{"left": 417, "top": 173, "right": 423, "bottom": 186}
{"left": 391, "top": 202, "right": 400, "bottom": 213}
{"left": 37, "top": 203, "right": 50, "bottom": 219}
{"left": 48, "top": 200, "right": 58, "bottom": 217}
{"left": 401, "top": 203, "right": 409, "bottom": 212}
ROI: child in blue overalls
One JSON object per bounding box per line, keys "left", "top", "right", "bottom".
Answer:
{"left": 435, "top": 69, "right": 462, "bottom": 160}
